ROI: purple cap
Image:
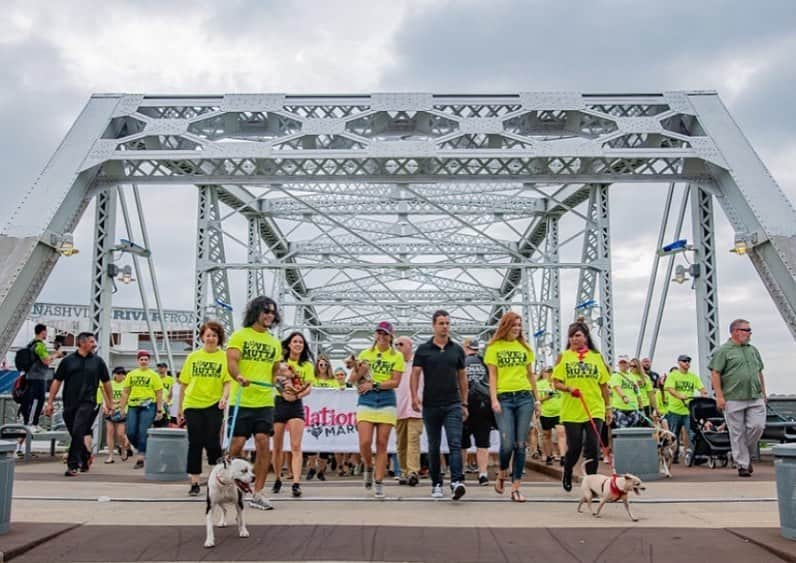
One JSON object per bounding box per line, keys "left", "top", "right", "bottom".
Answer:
{"left": 375, "top": 321, "right": 395, "bottom": 335}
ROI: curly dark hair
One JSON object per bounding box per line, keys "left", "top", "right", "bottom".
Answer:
{"left": 281, "top": 331, "right": 312, "bottom": 366}
{"left": 242, "top": 296, "right": 281, "bottom": 328}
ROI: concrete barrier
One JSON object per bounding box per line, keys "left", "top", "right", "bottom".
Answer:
{"left": 0, "top": 440, "right": 16, "bottom": 534}
{"left": 144, "top": 428, "right": 188, "bottom": 481}
{"left": 612, "top": 427, "right": 660, "bottom": 481}
{"left": 773, "top": 443, "right": 796, "bottom": 541}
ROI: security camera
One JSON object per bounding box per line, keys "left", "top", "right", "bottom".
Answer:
{"left": 118, "top": 238, "right": 151, "bottom": 258}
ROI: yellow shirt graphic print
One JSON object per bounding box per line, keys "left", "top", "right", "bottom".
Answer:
{"left": 228, "top": 327, "right": 280, "bottom": 408}
{"left": 357, "top": 348, "right": 405, "bottom": 384}
{"left": 484, "top": 339, "right": 534, "bottom": 394}
{"left": 181, "top": 348, "right": 230, "bottom": 410}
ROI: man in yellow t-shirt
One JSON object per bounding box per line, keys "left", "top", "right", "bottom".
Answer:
{"left": 665, "top": 354, "right": 707, "bottom": 463}
{"left": 609, "top": 357, "right": 642, "bottom": 428}
{"left": 227, "top": 296, "right": 282, "bottom": 511}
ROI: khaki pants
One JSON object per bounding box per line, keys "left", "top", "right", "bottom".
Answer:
{"left": 724, "top": 398, "right": 766, "bottom": 470}
{"left": 396, "top": 418, "right": 423, "bottom": 476}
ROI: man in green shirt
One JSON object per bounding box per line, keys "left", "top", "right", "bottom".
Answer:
{"left": 709, "top": 319, "right": 767, "bottom": 478}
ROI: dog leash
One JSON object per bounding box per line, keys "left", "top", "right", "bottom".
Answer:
{"left": 223, "top": 379, "right": 278, "bottom": 454}
{"left": 574, "top": 392, "right": 616, "bottom": 475}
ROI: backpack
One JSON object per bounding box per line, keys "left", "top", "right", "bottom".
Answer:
{"left": 12, "top": 373, "right": 27, "bottom": 403}
{"left": 14, "top": 340, "right": 38, "bottom": 373}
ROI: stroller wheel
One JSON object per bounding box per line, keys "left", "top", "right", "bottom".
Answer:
{"left": 707, "top": 457, "right": 716, "bottom": 469}
{"left": 685, "top": 451, "right": 693, "bottom": 467}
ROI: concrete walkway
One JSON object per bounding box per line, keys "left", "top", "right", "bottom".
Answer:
{"left": 1, "top": 457, "right": 794, "bottom": 562}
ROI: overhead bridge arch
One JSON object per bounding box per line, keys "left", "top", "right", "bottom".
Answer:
{"left": 1, "top": 92, "right": 794, "bottom": 377}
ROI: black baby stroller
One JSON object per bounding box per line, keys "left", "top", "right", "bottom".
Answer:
{"left": 685, "top": 397, "right": 732, "bottom": 469}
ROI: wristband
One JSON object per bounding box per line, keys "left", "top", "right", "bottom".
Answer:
{"left": 373, "top": 381, "right": 381, "bottom": 391}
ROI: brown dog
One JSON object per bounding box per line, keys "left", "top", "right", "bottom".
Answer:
{"left": 577, "top": 460, "right": 645, "bottom": 521}
{"left": 656, "top": 427, "right": 677, "bottom": 478}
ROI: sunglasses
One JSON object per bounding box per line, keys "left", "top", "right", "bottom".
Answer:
{"left": 735, "top": 328, "right": 752, "bottom": 333}
{"left": 680, "top": 360, "right": 691, "bottom": 363}
{"left": 396, "top": 342, "right": 405, "bottom": 347}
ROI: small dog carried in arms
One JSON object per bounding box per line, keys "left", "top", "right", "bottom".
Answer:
{"left": 577, "top": 460, "right": 645, "bottom": 521}
{"left": 205, "top": 456, "right": 255, "bottom": 548}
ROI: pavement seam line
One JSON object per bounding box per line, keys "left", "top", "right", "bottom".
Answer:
{"left": 1, "top": 522, "right": 84, "bottom": 562}
{"left": 724, "top": 528, "right": 796, "bottom": 563}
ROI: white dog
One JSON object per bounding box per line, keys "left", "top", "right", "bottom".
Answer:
{"left": 205, "top": 457, "right": 254, "bottom": 548}
{"left": 577, "top": 461, "right": 645, "bottom": 521}
{"left": 656, "top": 427, "right": 677, "bottom": 478}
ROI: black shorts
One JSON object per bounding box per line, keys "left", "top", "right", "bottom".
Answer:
{"left": 463, "top": 401, "right": 493, "bottom": 449}
{"left": 274, "top": 397, "right": 305, "bottom": 424}
{"left": 539, "top": 415, "right": 560, "bottom": 431}
{"left": 232, "top": 406, "right": 274, "bottom": 437}
{"left": 85, "top": 406, "right": 101, "bottom": 436}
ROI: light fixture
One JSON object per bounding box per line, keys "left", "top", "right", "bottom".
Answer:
{"left": 118, "top": 265, "right": 135, "bottom": 284}
{"left": 672, "top": 264, "right": 689, "bottom": 284}
{"left": 730, "top": 235, "right": 748, "bottom": 255}
{"left": 49, "top": 233, "right": 79, "bottom": 256}
{"left": 730, "top": 231, "right": 760, "bottom": 255}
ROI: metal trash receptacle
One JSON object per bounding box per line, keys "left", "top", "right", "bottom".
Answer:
{"left": 0, "top": 440, "right": 17, "bottom": 534}
{"left": 612, "top": 427, "right": 660, "bottom": 481}
{"left": 773, "top": 443, "right": 796, "bottom": 541}
{"left": 145, "top": 428, "right": 188, "bottom": 481}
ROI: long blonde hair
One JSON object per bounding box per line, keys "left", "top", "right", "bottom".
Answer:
{"left": 487, "top": 311, "right": 532, "bottom": 353}
{"left": 315, "top": 355, "right": 334, "bottom": 380}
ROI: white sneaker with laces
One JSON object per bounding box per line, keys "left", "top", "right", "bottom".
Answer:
{"left": 374, "top": 481, "right": 385, "bottom": 498}
{"left": 451, "top": 481, "right": 466, "bottom": 500}
{"left": 363, "top": 469, "right": 373, "bottom": 490}
{"left": 248, "top": 492, "right": 274, "bottom": 511}
{"left": 431, "top": 484, "right": 444, "bottom": 499}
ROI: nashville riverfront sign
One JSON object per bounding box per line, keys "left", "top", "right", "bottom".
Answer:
{"left": 30, "top": 302, "right": 195, "bottom": 330}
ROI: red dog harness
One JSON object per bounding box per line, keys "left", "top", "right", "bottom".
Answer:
{"left": 608, "top": 475, "right": 622, "bottom": 497}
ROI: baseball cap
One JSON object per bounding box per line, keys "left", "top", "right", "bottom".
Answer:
{"left": 463, "top": 337, "right": 480, "bottom": 351}
{"left": 112, "top": 366, "right": 127, "bottom": 374}
{"left": 617, "top": 355, "right": 629, "bottom": 364}
{"left": 156, "top": 362, "right": 168, "bottom": 368}
{"left": 136, "top": 350, "right": 151, "bottom": 359}
{"left": 375, "top": 321, "right": 395, "bottom": 335}
{"left": 677, "top": 354, "right": 692, "bottom": 362}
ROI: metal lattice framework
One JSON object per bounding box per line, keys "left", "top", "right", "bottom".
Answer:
{"left": 1, "top": 92, "right": 795, "bottom": 378}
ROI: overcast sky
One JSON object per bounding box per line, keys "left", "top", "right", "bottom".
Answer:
{"left": 2, "top": 1, "right": 795, "bottom": 391}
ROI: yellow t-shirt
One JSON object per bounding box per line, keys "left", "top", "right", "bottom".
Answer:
{"left": 635, "top": 372, "right": 652, "bottom": 408}
{"left": 483, "top": 339, "right": 534, "bottom": 394}
{"left": 313, "top": 377, "right": 339, "bottom": 389}
{"left": 96, "top": 379, "right": 126, "bottom": 410}
{"left": 610, "top": 371, "right": 640, "bottom": 411}
{"left": 553, "top": 349, "right": 610, "bottom": 423}
{"left": 227, "top": 327, "right": 281, "bottom": 408}
{"left": 123, "top": 368, "right": 163, "bottom": 407}
{"left": 655, "top": 388, "right": 669, "bottom": 415}
{"left": 277, "top": 359, "right": 315, "bottom": 397}
{"left": 180, "top": 348, "right": 230, "bottom": 410}
{"left": 664, "top": 370, "right": 704, "bottom": 415}
{"left": 537, "top": 378, "right": 562, "bottom": 418}
{"left": 160, "top": 375, "right": 175, "bottom": 401}
{"left": 357, "top": 347, "right": 405, "bottom": 384}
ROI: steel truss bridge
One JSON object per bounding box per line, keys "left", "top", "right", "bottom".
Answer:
{"left": 1, "top": 92, "right": 794, "bottom": 379}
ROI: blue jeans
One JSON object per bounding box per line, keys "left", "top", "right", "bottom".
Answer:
{"left": 494, "top": 391, "right": 534, "bottom": 482}
{"left": 666, "top": 413, "right": 692, "bottom": 458}
{"left": 126, "top": 403, "right": 156, "bottom": 453}
{"left": 423, "top": 403, "right": 464, "bottom": 486}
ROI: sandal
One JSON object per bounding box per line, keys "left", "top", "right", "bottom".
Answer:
{"left": 510, "top": 490, "right": 526, "bottom": 503}
{"left": 104, "top": 458, "right": 115, "bottom": 464}
{"left": 494, "top": 473, "right": 505, "bottom": 495}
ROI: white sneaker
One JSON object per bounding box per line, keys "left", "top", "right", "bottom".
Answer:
{"left": 374, "top": 481, "right": 385, "bottom": 498}
{"left": 363, "top": 469, "right": 373, "bottom": 490}
{"left": 29, "top": 425, "right": 44, "bottom": 434}
{"left": 248, "top": 492, "right": 274, "bottom": 511}
{"left": 431, "top": 484, "right": 444, "bottom": 499}
{"left": 451, "top": 481, "right": 466, "bottom": 500}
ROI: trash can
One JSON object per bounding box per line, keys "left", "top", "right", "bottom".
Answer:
{"left": 0, "top": 440, "right": 16, "bottom": 534}
{"left": 612, "top": 427, "right": 660, "bottom": 481}
{"left": 145, "top": 428, "right": 188, "bottom": 481}
{"left": 773, "top": 443, "right": 796, "bottom": 541}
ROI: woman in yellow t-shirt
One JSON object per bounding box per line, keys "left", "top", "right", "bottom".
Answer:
{"left": 119, "top": 350, "right": 164, "bottom": 469}
{"left": 552, "top": 318, "right": 611, "bottom": 492}
{"left": 485, "top": 311, "right": 539, "bottom": 503}
{"left": 537, "top": 367, "right": 567, "bottom": 466}
{"left": 307, "top": 355, "right": 337, "bottom": 482}
{"left": 177, "top": 321, "right": 231, "bottom": 496}
{"left": 271, "top": 332, "right": 314, "bottom": 498}
{"left": 349, "top": 321, "right": 404, "bottom": 499}
{"left": 103, "top": 366, "right": 130, "bottom": 464}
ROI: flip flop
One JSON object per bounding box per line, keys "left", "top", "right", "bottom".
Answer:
{"left": 511, "top": 490, "right": 526, "bottom": 503}
{"left": 494, "top": 474, "right": 505, "bottom": 494}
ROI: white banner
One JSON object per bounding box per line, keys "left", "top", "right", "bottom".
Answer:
{"left": 232, "top": 388, "right": 500, "bottom": 453}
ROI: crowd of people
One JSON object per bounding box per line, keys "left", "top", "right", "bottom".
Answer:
{"left": 18, "top": 297, "right": 768, "bottom": 506}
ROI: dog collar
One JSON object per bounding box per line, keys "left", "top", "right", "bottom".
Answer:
{"left": 609, "top": 475, "right": 622, "bottom": 497}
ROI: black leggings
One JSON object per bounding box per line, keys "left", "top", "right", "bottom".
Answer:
{"left": 563, "top": 420, "right": 604, "bottom": 476}
{"left": 184, "top": 404, "right": 223, "bottom": 475}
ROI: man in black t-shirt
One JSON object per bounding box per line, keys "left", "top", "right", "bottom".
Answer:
{"left": 411, "top": 310, "right": 468, "bottom": 500}
{"left": 642, "top": 358, "right": 661, "bottom": 389}
{"left": 45, "top": 332, "right": 112, "bottom": 476}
